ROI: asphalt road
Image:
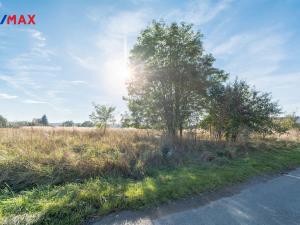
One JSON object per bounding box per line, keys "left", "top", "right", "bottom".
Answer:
{"left": 90, "top": 168, "right": 300, "bottom": 225}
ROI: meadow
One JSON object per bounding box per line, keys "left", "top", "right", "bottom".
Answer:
{"left": 0, "top": 127, "right": 300, "bottom": 225}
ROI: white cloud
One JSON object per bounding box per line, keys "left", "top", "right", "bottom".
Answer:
{"left": 29, "top": 29, "right": 46, "bottom": 42}
{"left": 211, "top": 34, "right": 246, "bottom": 56}
{"left": 0, "top": 75, "right": 40, "bottom": 98}
{"left": 167, "top": 0, "right": 233, "bottom": 25}
{"left": 69, "top": 53, "right": 99, "bottom": 71}
{"left": 105, "top": 10, "right": 150, "bottom": 36}
{"left": 208, "top": 27, "right": 288, "bottom": 79}
{"left": 206, "top": 25, "right": 298, "bottom": 113}
{"left": 23, "top": 99, "right": 48, "bottom": 104}
{"left": 0, "top": 93, "right": 18, "bottom": 99}
{"left": 70, "top": 80, "right": 87, "bottom": 85}
{"left": 0, "top": 29, "right": 64, "bottom": 112}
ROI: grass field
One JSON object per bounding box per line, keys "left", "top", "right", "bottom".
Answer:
{"left": 0, "top": 127, "right": 300, "bottom": 225}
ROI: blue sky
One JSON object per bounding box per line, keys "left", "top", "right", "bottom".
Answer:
{"left": 0, "top": 0, "right": 299, "bottom": 122}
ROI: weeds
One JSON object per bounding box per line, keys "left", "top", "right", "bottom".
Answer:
{"left": 0, "top": 127, "right": 300, "bottom": 224}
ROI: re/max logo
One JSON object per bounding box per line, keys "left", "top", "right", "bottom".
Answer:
{"left": 0, "top": 15, "right": 36, "bottom": 25}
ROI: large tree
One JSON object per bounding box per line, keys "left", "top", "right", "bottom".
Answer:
{"left": 126, "top": 21, "right": 227, "bottom": 139}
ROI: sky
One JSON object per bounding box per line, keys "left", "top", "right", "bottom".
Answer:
{"left": 0, "top": 0, "right": 299, "bottom": 122}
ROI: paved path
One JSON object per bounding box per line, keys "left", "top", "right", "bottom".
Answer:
{"left": 90, "top": 168, "right": 300, "bottom": 225}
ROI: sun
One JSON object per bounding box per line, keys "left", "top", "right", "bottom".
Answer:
{"left": 102, "top": 36, "right": 132, "bottom": 93}
{"left": 103, "top": 56, "right": 131, "bottom": 94}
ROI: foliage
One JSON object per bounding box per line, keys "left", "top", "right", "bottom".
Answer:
{"left": 62, "top": 120, "right": 75, "bottom": 127}
{"left": 274, "top": 113, "right": 300, "bottom": 134}
{"left": 126, "top": 21, "right": 227, "bottom": 139}
{"left": 7, "top": 121, "right": 31, "bottom": 128}
{"left": 0, "top": 127, "right": 299, "bottom": 225}
{"left": 41, "top": 115, "right": 49, "bottom": 126}
{"left": 32, "top": 115, "right": 49, "bottom": 126}
{"left": 89, "top": 104, "right": 115, "bottom": 134}
{"left": 80, "top": 121, "right": 94, "bottom": 127}
{"left": 0, "top": 20, "right": 297, "bottom": 225}
{"left": 0, "top": 115, "right": 7, "bottom": 128}
{"left": 206, "top": 80, "right": 281, "bottom": 141}
{"left": 120, "top": 112, "right": 133, "bottom": 128}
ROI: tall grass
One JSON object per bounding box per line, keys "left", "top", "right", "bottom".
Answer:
{"left": 0, "top": 127, "right": 164, "bottom": 191}
{"left": 0, "top": 127, "right": 300, "bottom": 224}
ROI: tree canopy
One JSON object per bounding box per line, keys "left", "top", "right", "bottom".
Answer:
{"left": 62, "top": 120, "right": 74, "bottom": 127}
{"left": 204, "top": 80, "right": 281, "bottom": 141}
{"left": 126, "top": 21, "right": 227, "bottom": 139}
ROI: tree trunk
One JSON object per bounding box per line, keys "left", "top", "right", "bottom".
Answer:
{"left": 103, "top": 124, "right": 107, "bottom": 135}
{"left": 179, "top": 126, "right": 183, "bottom": 138}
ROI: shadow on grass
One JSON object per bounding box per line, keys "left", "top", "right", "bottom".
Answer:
{"left": 1, "top": 146, "right": 300, "bottom": 225}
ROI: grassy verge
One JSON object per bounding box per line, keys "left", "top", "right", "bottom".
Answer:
{"left": 1, "top": 145, "right": 300, "bottom": 225}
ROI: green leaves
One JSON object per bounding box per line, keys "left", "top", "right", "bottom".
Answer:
{"left": 207, "top": 80, "right": 281, "bottom": 141}
{"left": 126, "top": 21, "right": 227, "bottom": 136}
{"left": 0, "top": 115, "right": 7, "bottom": 128}
{"left": 89, "top": 104, "right": 115, "bottom": 133}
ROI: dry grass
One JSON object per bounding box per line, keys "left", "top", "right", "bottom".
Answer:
{"left": 0, "top": 127, "right": 163, "bottom": 191}
{"left": 1, "top": 127, "right": 300, "bottom": 225}
{"left": 275, "top": 128, "right": 300, "bottom": 142}
{"left": 1, "top": 126, "right": 300, "bottom": 192}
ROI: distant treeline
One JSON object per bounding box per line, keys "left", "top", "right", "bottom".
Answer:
{"left": 0, "top": 114, "right": 94, "bottom": 128}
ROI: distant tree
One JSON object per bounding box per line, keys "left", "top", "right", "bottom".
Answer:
{"left": 120, "top": 112, "right": 133, "bottom": 128}
{"left": 0, "top": 115, "right": 8, "bottom": 128}
{"left": 32, "top": 118, "right": 41, "bottom": 126}
{"left": 62, "top": 120, "right": 74, "bottom": 127}
{"left": 273, "top": 113, "right": 299, "bottom": 134}
{"left": 8, "top": 121, "right": 31, "bottom": 128}
{"left": 89, "top": 104, "right": 115, "bottom": 134}
{"left": 41, "top": 115, "right": 49, "bottom": 126}
{"left": 126, "top": 21, "right": 227, "bottom": 141}
{"left": 80, "top": 121, "right": 94, "bottom": 127}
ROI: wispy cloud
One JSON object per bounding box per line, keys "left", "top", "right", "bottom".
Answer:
{"left": 71, "top": 8, "right": 152, "bottom": 97}
{"left": 1, "top": 0, "right": 296, "bottom": 120}
{"left": 167, "top": 0, "right": 234, "bottom": 25}
{"left": 208, "top": 26, "right": 288, "bottom": 79}
{"left": 23, "top": 99, "right": 48, "bottom": 104}
{"left": 0, "top": 75, "right": 40, "bottom": 98}
{"left": 69, "top": 54, "right": 99, "bottom": 71}
{"left": 68, "top": 0, "right": 235, "bottom": 112}
{"left": 206, "top": 25, "right": 296, "bottom": 112}
{"left": 0, "top": 28, "right": 64, "bottom": 112}
{"left": 0, "top": 93, "right": 18, "bottom": 99}
{"left": 70, "top": 80, "right": 87, "bottom": 85}
{"left": 76, "top": 0, "right": 234, "bottom": 93}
